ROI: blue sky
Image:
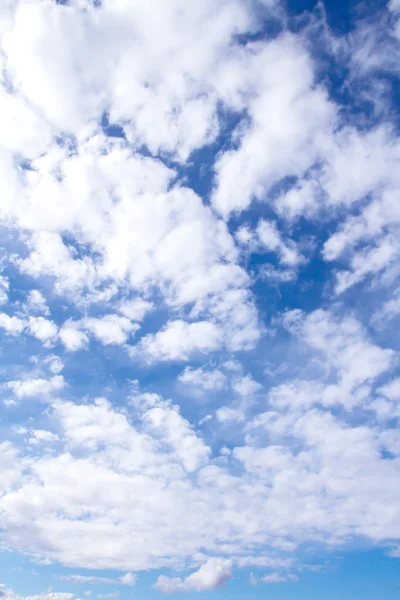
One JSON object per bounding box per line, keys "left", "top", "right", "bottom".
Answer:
{"left": 0, "top": 0, "right": 400, "bottom": 599}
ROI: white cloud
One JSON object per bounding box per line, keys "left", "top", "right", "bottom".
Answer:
{"left": 119, "top": 573, "right": 136, "bottom": 586}
{"left": 61, "top": 573, "right": 135, "bottom": 586}
{"left": 44, "top": 355, "right": 64, "bottom": 375}
{"left": 27, "top": 316, "right": 58, "bottom": 345}
{"left": 143, "top": 404, "right": 210, "bottom": 472}
{"left": 0, "top": 0, "right": 399, "bottom": 588}
{"left": 377, "top": 378, "right": 400, "bottom": 401}
{"left": 0, "top": 313, "right": 25, "bottom": 335}
{"left": 154, "top": 558, "right": 232, "bottom": 593}
{"left": 6, "top": 375, "right": 65, "bottom": 399}
{"left": 0, "top": 585, "right": 75, "bottom": 600}
{"left": 373, "top": 287, "right": 400, "bottom": 325}
{"left": 137, "top": 320, "right": 223, "bottom": 361}
{"left": 212, "top": 34, "right": 334, "bottom": 217}
{"left": 233, "top": 375, "right": 262, "bottom": 397}
{"left": 0, "top": 275, "right": 9, "bottom": 305}
{"left": 334, "top": 235, "right": 399, "bottom": 295}
{"left": 28, "top": 429, "right": 59, "bottom": 445}
{"left": 262, "top": 572, "right": 298, "bottom": 584}
{"left": 117, "top": 299, "right": 153, "bottom": 322}
{"left": 256, "top": 221, "right": 302, "bottom": 267}
{"left": 59, "top": 324, "right": 89, "bottom": 352}
{"left": 279, "top": 309, "right": 394, "bottom": 410}
{"left": 82, "top": 315, "right": 138, "bottom": 346}
{"left": 18, "top": 232, "right": 99, "bottom": 298}
{"left": 0, "top": 386, "right": 399, "bottom": 574}
{"left": 24, "top": 290, "right": 50, "bottom": 315}
{"left": 216, "top": 407, "right": 245, "bottom": 423}
{"left": 178, "top": 367, "right": 227, "bottom": 391}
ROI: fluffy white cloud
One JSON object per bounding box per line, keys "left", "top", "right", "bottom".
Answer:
{"left": 5, "top": 375, "right": 65, "bottom": 399}
{"left": 137, "top": 320, "right": 223, "bottom": 361}
{"left": 0, "top": 0, "right": 399, "bottom": 590}
{"left": 178, "top": 367, "right": 227, "bottom": 391}
{"left": 280, "top": 309, "right": 394, "bottom": 410}
{"left": 24, "top": 289, "right": 50, "bottom": 315}
{"left": 117, "top": 299, "right": 153, "bottom": 322}
{"left": 0, "top": 313, "right": 25, "bottom": 335}
{"left": 154, "top": 558, "right": 232, "bottom": 593}
{"left": 27, "top": 316, "right": 58, "bottom": 345}
{"left": 233, "top": 374, "right": 262, "bottom": 397}
{"left": 0, "top": 384, "right": 399, "bottom": 573}
{"left": 59, "top": 324, "right": 89, "bottom": 352}
{"left": 44, "top": 355, "right": 64, "bottom": 375}
{"left": 119, "top": 573, "right": 136, "bottom": 586}
{"left": 82, "top": 315, "right": 138, "bottom": 346}
{"left": 212, "top": 34, "right": 334, "bottom": 217}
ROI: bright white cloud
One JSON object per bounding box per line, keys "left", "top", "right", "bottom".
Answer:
{"left": 0, "top": 0, "right": 399, "bottom": 591}
{"left": 117, "top": 299, "right": 153, "bottom": 322}
{"left": 82, "top": 315, "right": 138, "bottom": 346}
{"left": 154, "top": 558, "right": 233, "bottom": 593}
{"left": 256, "top": 221, "right": 302, "bottom": 267}
{"left": 212, "top": 34, "right": 334, "bottom": 217}
{"left": 59, "top": 323, "right": 89, "bottom": 352}
{"left": 6, "top": 375, "right": 65, "bottom": 399}
{"left": 44, "top": 355, "right": 64, "bottom": 375}
{"left": 137, "top": 320, "right": 223, "bottom": 361}
{"left": 280, "top": 309, "right": 394, "bottom": 409}
{"left": 27, "top": 316, "right": 58, "bottom": 345}
{"left": 0, "top": 313, "right": 25, "bottom": 335}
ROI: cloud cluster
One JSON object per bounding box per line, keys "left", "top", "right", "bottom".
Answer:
{"left": 0, "top": 0, "right": 399, "bottom": 592}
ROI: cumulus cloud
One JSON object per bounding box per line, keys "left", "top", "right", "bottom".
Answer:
{"left": 27, "top": 316, "right": 58, "bottom": 345}
{"left": 0, "top": 0, "right": 399, "bottom": 592}
{"left": 5, "top": 375, "right": 65, "bottom": 399}
{"left": 154, "top": 558, "right": 232, "bottom": 593}
{"left": 59, "top": 324, "right": 89, "bottom": 352}
{"left": 178, "top": 367, "right": 228, "bottom": 391}
{"left": 24, "top": 290, "right": 50, "bottom": 315}
{"left": 137, "top": 320, "right": 223, "bottom": 361}
{"left": 0, "top": 313, "right": 25, "bottom": 335}
{"left": 117, "top": 299, "right": 153, "bottom": 322}
{"left": 81, "top": 315, "right": 138, "bottom": 346}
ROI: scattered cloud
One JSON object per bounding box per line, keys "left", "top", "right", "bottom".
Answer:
{"left": 154, "top": 559, "right": 232, "bottom": 593}
{"left": 0, "top": 0, "right": 399, "bottom": 595}
{"left": 262, "top": 572, "right": 299, "bottom": 584}
{"left": 5, "top": 375, "right": 65, "bottom": 399}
